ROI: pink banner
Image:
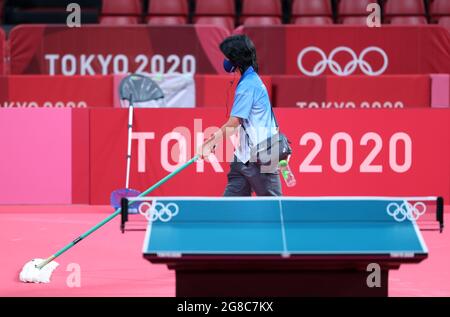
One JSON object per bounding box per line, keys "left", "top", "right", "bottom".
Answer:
{"left": 272, "top": 75, "right": 431, "bottom": 108}
{"left": 245, "top": 26, "right": 450, "bottom": 75}
{"left": 89, "top": 108, "right": 450, "bottom": 204}
{"left": 431, "top": 74, "right": 450, "bottom": 108}
{"left": 0, "top": 108, "right": 448, "bottom": 205}
{"left": 5, "top": 25, "right": 450, "bottom": 76}
{"left": 9, "top": 25, "right": 230, "bottom": 75}
{"left": 0, "top": 74, "right": 435, "bottom": 109}
{"left": 0, "top": 75, "right": 114, "bottom": 108}
{"left": 0, "top": 109, "right": 72, "bottom": 204}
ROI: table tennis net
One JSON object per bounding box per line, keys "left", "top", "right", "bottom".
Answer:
{"left": 118, "top": 197, "right": 444, "bottom": 233}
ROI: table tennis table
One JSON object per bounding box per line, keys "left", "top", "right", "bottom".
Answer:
{"left": 122, "top": 196, "right": 444, "bottom": 297}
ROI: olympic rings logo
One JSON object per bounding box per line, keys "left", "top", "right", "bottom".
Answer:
{"left": 297, "top": 46, "right": 389, "bottom": 76}
{"left": 386, "top": 201, "right": 426, "bottom": 222}
{"left": 138, "top": 201, "right": 179, "bottom": 222}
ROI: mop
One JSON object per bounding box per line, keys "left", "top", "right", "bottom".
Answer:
{"left": 20, "top": 73, "right": 169, "bottom": 283}
{"left": 19, "top": 155, "right": 199, "bottom": 283}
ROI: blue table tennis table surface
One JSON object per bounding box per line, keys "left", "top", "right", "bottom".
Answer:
{"left": 141, "top": 197, "right": 428, "bottom": 257}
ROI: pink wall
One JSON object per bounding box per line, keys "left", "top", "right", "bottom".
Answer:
{"left": 431, "top": 74, "right": 450, "bottom": 108}
{"left": 0, "top": 108, "right": 72, "bottom": 204}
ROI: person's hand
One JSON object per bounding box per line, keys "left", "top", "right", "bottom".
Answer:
{"left": 198, "top": 143, "right": 216, "bottom": 160}
{"left": 197, "top": 144, "right": 206, "bottom": 160}
{"left": 197, "top": 135, "right": 216, "bottom": 160}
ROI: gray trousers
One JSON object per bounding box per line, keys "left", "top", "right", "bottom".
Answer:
{"left": 223, "top": 157, "right": 282, "bottom": 196}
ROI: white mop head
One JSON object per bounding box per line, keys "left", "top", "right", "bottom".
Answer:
{"left": 19, "top": 259, "right": 59, "bottom": 283}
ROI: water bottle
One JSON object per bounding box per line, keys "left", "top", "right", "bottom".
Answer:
{"left": 278, "top": 160, "right": 296, "bottom": 187}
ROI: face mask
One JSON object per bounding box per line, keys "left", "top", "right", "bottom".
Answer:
{"left": 223, "top": 59, "right": 236, "bottom": 73}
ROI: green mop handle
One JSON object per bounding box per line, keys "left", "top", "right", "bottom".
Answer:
{"left": 36, "top": 155, "right": 199, "bottom": 269}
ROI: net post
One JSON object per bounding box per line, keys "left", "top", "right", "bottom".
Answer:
{"left": 121, "top": 197, "right": 129, "bottom": 234}
{"left": 437, "top": 197, "right": 444, "bottom": 233}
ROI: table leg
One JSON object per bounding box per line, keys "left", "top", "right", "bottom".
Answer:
{"left": 175, "top": 269, "right": 388, "bottom": 297}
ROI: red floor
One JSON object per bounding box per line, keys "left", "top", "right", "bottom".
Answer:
{"left": 0, "top": 205, "right": 449, "bottom": 297}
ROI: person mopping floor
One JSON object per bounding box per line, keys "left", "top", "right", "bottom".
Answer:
{"left": 19, "top": 35, "right": 290, "bottom": 284}
{"left": 198, "top": 34, "right": 290, "bottom": 196}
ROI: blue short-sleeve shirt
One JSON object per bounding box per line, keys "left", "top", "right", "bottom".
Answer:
{"left": 230, "top": 66, "right": 277, "bottom": 163}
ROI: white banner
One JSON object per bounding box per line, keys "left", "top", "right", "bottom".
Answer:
{"left": 129, "top": 73, "right": 195, "bottom": 108}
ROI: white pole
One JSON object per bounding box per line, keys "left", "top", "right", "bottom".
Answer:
{"left": 125, "top": 100, "right": 134, "bottom": 189}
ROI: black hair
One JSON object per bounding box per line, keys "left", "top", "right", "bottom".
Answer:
{"left": 219, "top": 34, "right": 258, "bottom": 73}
